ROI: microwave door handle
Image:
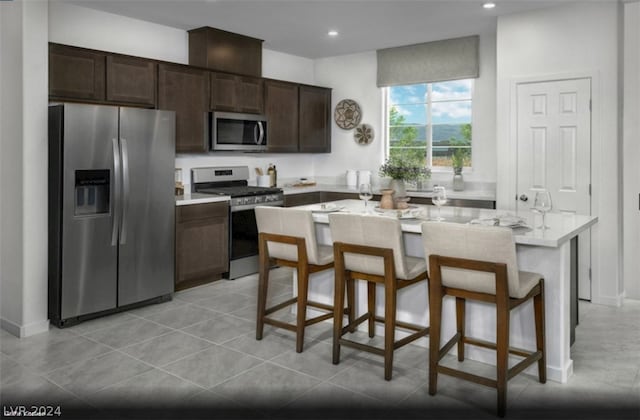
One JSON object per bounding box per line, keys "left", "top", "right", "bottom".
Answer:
{"left": 111, "top": 138, "right": 121, "bottom": 246}
{"left": 257, "top": 121, "right": 265, "bottom": 145}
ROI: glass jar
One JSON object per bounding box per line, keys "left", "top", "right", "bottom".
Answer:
{"left": 453, "top": 167, "right": 464, "bottom": 191}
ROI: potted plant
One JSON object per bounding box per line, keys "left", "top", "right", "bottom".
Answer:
{"left": 379, "top": 156, "right": 430, "bottom": 197}
{"left": 450, "top": 141, "right": 469, "bottom": 191}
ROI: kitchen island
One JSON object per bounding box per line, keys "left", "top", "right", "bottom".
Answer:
{"left": 290, "top": 199, "right": 597, "bottom": 384}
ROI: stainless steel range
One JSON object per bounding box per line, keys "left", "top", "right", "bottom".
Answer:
{"left": 192, "top": 166, "right": 284, "bottom": 279}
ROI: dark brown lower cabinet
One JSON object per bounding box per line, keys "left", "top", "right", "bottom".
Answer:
{"left": 175, "top": 201, "right": 229, "bottom": 291}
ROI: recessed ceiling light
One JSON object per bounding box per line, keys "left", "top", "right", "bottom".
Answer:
{"left": 483, "top": 2, "right": 496, "bottom": 9}
{"left": 328, "top": 30, "right": 339, "bottom": 37}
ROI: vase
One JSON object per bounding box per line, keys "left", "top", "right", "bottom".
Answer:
{"left": 379, "top": 189, "right": 395, "bottom": 209}
{"left": 389, "top": 179, "right": 406, "bottom": 198}
{"left": 453, "top": 168, "right": 464, "bottom": 191}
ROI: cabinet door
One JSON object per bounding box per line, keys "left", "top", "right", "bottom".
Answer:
{"left": 210, "top": 72, "right": 238, "bottom": 112}
{"left": 49, "top": 44, "right": 105, "bottom": 101}
{"left": 175, "top": 202, "right": 229, "bottom": 290}
{"left": 158, "top": 64, "right": 209, "bottom": 153}
{"left": 283, "top": 192, "right": 323, "bottom": 207}
{"left": 299, "top": 86, "right": 331, "bottom": 153}
{"left": 236, "top": 76, "right": 264, "bottom": 114}
{"left": 106, "top": 55, "right": 156, "bottom": 107}
{"left": 265, "top": 80, "right": 299, "bottom": 152}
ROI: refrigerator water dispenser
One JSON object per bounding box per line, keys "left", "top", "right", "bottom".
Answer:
{"left": 75, "top": 169, "right": 109, "bottom": 216}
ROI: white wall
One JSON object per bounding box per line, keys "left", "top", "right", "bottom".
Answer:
{"left": 623, "top": 1, "right": 640, "bottom": 299}
{"left": 312, "top": 32, "right": 497, "bottom": 187}
{"left": 0, "top": 0, "right": 50, "bottom": 337}
{"left": 496, "top": 2, "right": 623, "bottom": 305}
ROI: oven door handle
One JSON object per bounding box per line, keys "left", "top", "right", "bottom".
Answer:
{"left": 230, "top": 201, "right": 283, "bottom": 212}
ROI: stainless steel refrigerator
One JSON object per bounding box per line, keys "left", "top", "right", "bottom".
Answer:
{"left": 48, "top": 103, "right": 175, "bottom": 327}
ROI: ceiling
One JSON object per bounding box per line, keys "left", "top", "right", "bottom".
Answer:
{"left": 58, "top": 0, "right": 587, "bottom": 58}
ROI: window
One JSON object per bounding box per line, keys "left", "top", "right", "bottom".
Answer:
{"left": 386, "top": 79, "right": 473, "bottom": 169}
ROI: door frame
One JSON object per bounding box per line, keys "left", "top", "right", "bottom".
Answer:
{"left": 506, "top": 71, "right": 600, "bottom": 302}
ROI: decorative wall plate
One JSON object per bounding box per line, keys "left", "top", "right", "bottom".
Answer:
{"left": 354, "top": 123, "right": 374, "bottom": 145}
{"left": 334, "top": 99, "right": 362, "bottom": 130}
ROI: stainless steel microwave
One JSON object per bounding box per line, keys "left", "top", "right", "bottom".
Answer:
{"left": 210, "top": 112, "right": 267, "bottom": 152}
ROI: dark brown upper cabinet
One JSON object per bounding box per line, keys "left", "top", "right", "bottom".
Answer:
{"left": 49, "top": 44, "right": 105, "bottom": 102}
{"left": 189, "top": 26, "right": 263, "bottom": 78}
{"left": 158, "top": 64, "right": 210, "bottom": 153}
{"left": 106, "top": 55, "right": 156, "bottom": 107}
{"left": 264, "top": 79, "right": 299, "bottom": 153}
{"left": 49, "top": 43, "right": 156, "bottom": 107}
{"left": 299, "top": 85, "right": 331, "bottom": 153}
{"left": 210, "top": 72, "right": 263, "bottom": 114}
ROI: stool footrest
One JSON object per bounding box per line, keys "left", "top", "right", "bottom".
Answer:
{"left": 464, "top": 337, "right": 538, "bottom": 359}
{"left": 438, "top": 365, "right": 498, "bottom": 389}
{"left": 265, "top": 297, "right": 298, "bottom": 315}
{"left": 508, "top": 351, "right": 543, "bottom": 380}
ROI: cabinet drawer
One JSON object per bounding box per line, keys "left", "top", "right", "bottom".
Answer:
{"left": 177, "top": 201, "right": 229, "bottom": 222}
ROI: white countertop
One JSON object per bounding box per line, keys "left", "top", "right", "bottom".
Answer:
{"left": 280, "top": 183, "right": 496, "bottom": 201}
{"left": 296, "top": 199, "right": 597, "bottom": 248}
{"left": 175, "top": 192, "right": 230, "bottom": 206}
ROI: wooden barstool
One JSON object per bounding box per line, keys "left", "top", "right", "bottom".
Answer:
{"left": 329, "top": 213, "right": 429, "bottom": 380}
{"left": 422, "top": 222, "right": 546, "bottom": 417}
{"left": 255, "top": 206, "right": 354, "bottom": 353}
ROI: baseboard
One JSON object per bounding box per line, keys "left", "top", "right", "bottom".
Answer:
{"left": 1, "top": 317, "right": 50, "bottom": 338}
{"left": 591, "top": 293, "right": 624, "bottom": 307}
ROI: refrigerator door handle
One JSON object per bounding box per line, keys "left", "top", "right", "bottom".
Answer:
{"left": 120, "top": 138, "right": 130, "bottom": 245}
{"left": 111, "top": 138, "right": 121, "bottom": 246}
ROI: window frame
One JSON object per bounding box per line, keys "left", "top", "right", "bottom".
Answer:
{"left": 384, "top": 79, "right": 474, "bottom": 173}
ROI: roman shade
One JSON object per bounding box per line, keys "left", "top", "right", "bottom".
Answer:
{"left": 376, "top": 35, "right": 479, "bottom": 87}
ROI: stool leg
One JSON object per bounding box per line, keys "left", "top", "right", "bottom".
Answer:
{"left": 346, "top": 276, "right": 356, "bottom": 333}
{"left": 383, "top": 277, "right": 397, "bottom": 381}
{"left": 428, "top": 282, "right": 442, "bottom": 395}
{"left": 456, "top": 297, "right": 466, "bottom": 361}
{"left": 333, "top": 255, "right": 346, "bottom": 365}
{"left": 295, "top": 263, "right": 310, "bottom": 353}
{"left": 496, "top": 301, "right": 509, "bottom": 417}
{"left": 368, "top": 282, "right": 376, "bottom": 338}
{"left": 534, "top": 280, "right": 547, "bottom": 383}
{"left": 256, "top": 241, "right": 269, "bottom": 341}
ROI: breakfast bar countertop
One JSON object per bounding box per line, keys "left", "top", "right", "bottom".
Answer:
{"left": 280, "top": 183, "right": 497, "bottom": 202}
{"left": 300, "top": 199, "right": 597, "bottom": 248}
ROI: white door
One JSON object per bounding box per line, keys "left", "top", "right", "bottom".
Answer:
{"left": 516, "top": 78, "right": 592, "bottom": 300}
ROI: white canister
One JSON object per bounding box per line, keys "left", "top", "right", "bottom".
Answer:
{"left": 357, "top": 170, "right": 371, "bottom": 186}
{"left": 346, "top": 170, "right": 357, "bottom": 187}
{"left": 257, "top": 175, "right": 271, "bottom": 187}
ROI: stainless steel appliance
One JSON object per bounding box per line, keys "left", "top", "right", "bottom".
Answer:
{"left": 192, "top": 166, "right": 283, "bottom": 279}
{"left": 48, "top": 103, "right": 175, "bottom": 327}
{"left": 210, "top": 112, "right": 267, "bottom": 152}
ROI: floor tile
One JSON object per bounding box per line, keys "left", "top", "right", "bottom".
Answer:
{"left": 127, "top": 298, "right": 189, "bottom": 318}
{"left": 144, "top": 304, "right": 217, "bottom": 329}
{"left": 211, "top": 362, "right": 321, "bottom": 409}
{"left": 45, "top": 351, "right": 153, "bottom": 397}
{"left": 222, "top": 331, "right": 295, "bottom": 361}
{"left": 0, "top": 374, "right": 86, "bottom": 408}
{"left": 182, "top": 314, "right": 253, "bottom": 344}
{"left": 163, "top": 345, "right": 263, "bottom": 388}
{"left": 0, "top": 328, "right": 76, "bottom": 357}
{"left": 173, "top": 281, "right": 234, "bottom": 303}
{"left": 64, "top": 312, "right": 138, "bottom": 336}
{"left": 120, "top": 330, "right": 213, "bottom": 367}
{"left": 4, "top": 335, "right": 112, "bottom": 374}
{"left": 84, "top": 318, "right": 173, "bottom": 349}
{"left": 190, "top": 292, "right": 254, "bottom": 314}
{"left": 270, "top": 339, "right": 363, "bottom": 380}
{"left": 328, "top": 358, "right": 425, "bottom": 403}
{"left": 86, "top": 369, "right": 203, "bottom": 409}
{"left": 0, "top": 354, "right": 39, "bottom": 385}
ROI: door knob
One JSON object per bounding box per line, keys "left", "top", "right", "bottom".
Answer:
{"left": 519, "top": 194, "right": 529, "bottom": 202}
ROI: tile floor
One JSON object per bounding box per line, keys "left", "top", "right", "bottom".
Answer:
{"left": 1, "top": 268, "right": 639, "bottom": 419}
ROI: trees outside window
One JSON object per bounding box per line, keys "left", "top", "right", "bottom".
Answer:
{"left": 387, "top": 80, "right": 472, "bottom": 169}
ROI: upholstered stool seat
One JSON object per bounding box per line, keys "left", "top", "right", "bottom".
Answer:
{"left": 422, "top": 222, "right": 546, "bottom": 417}
{"left": 329, "top": 213, "right": 429, "bottom": 380}
{"left": 255, "top": 206, "right": 353, "bottom": 353}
